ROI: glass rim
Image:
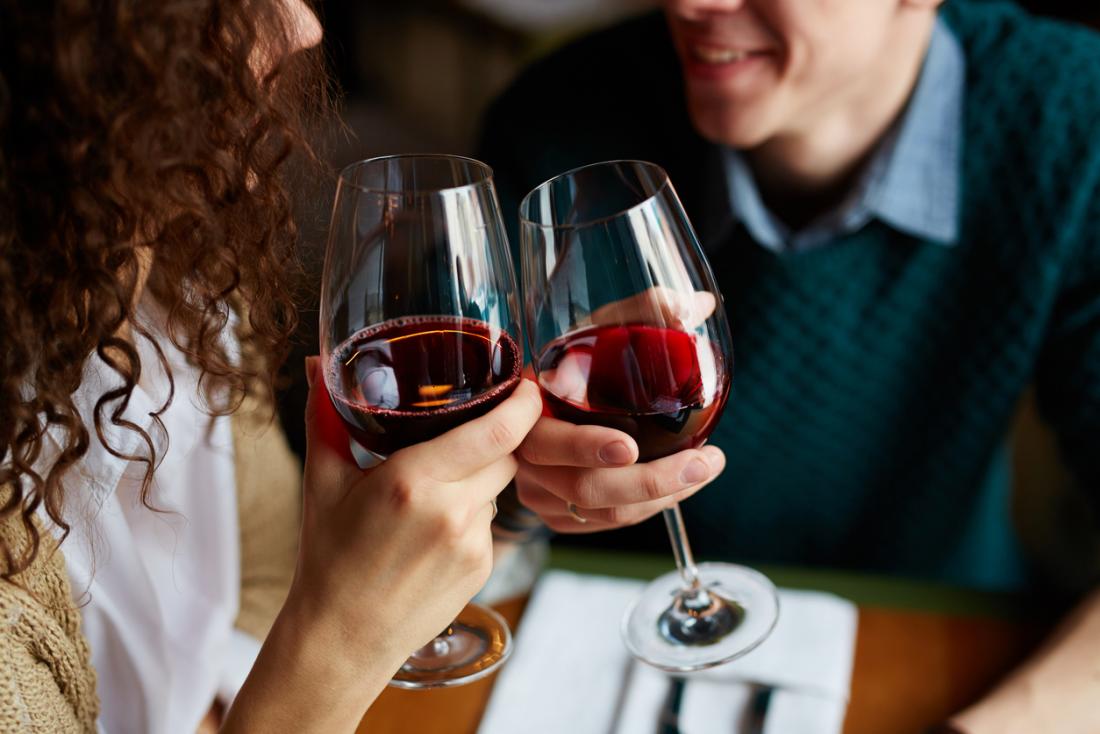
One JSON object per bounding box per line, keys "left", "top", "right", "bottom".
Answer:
{"left": 518, "top": 159, "right": 673, "bottom": 231}
{"left": 336, "top": 153, "right": 495, "bottom": 196}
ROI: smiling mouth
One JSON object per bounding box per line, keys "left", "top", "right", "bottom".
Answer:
{"left": 690, "top": 45, "right": 771, "bottom": 65}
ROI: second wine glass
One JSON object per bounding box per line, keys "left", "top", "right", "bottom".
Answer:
{"left": 319, "top": 154, "right": 522, "bottom": 688}
{"left": 520, "top": 160, "right": 778, "bottom": 672}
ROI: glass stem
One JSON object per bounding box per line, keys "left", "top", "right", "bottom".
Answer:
{"left": 662, "top": 504, "right": 701, "bottom": 591}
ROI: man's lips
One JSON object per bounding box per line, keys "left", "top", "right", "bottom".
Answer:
{"left": 675, "top": 39, "right": 777, "bottom": 82}
{"left": 687, "top": 43, "right": 775, "bottom": 65}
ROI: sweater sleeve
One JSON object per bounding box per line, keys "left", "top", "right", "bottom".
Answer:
{"left": 0, "top": 505, "right": 99, "bottom": 733}
{"left": 1031, "top": 182, "right": 1100, "bottom": 585}
{"left": 0, "top": 620, "right": 34, "bottom": 731}
{"left": 0, "top": 621, "right": 84, "bottom": 733}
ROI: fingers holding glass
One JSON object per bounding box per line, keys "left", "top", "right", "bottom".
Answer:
{"left": 400, "top": 378, "right": 541, "bottom": 488}
{"left": 515, "top": 446, "right": 724, "bottom": 533}
{"left": 519, "top": 160, "right": 777, "bottom": 671}
{"left": 517, "top": 416, "right": 639, "bottom": 468}
{"left": 319, "top": 154, "right": 524, "bottom": 688}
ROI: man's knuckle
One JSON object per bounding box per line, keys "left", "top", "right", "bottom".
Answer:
{"left": 518, "top": 437, "right": 547, "bottom": 465}
{"left": 641, "top": 472, "right": 666, "bottom": 502}
{"left": 603, "top": 505, "right": 634, "bottom": 526}
{"left": 572, "top": 473, "right": 601, "bottom": 509}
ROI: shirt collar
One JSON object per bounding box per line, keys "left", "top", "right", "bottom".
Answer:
{"left": 721, "top": 16, "right": 965, "bottom": 252}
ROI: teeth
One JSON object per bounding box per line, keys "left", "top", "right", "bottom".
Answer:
{"left": 693, "top": 46, "right": 750, "bottom": 64}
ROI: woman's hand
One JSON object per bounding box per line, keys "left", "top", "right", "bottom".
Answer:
{"left": 223, "top": 359, "right": 541, "bottom": 732}
{"left": 291, "top": 357, "right": 542, "bottom": 659}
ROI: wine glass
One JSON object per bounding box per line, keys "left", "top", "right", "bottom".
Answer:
{"left": 519, "top": 160, "right": 778, "bottom": 672}
{"left": 319, "top": 154, "right": 522, "bottom": 688}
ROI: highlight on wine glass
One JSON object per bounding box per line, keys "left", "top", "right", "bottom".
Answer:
{"left": 519, "top": 160, "right": 779, "bottom": 672}
{"left": 319, "top": 154, "right": 522, "bottom": 688}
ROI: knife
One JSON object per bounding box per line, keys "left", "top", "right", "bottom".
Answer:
{"left": 656, "top": 677, "right": 686, "bottom": 734}
{"left": 741, "top": 684, "right": 774, "bottom": 734}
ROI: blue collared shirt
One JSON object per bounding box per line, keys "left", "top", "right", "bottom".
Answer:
{"left": 722, "top": 16, "right": 965, "bottom": 252}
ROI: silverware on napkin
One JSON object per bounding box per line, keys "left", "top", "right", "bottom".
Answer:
{"left": 656, "top": 677, "right": 686, "bottom": 734}
{"left": 740, "top": 684, "right": 774, "bottom": 734}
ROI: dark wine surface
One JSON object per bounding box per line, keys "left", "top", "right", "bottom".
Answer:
{"left": 536, "top": 323, "right": 729, "bottom": 462}
{"left": 327, "top": 316, "right": 521, "bottom": 457}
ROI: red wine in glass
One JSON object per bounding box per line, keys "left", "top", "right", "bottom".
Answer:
{"left": 535, "top": 324, "right": 729, "bottom": 462}
{"left": 327, "top": 315, "right": 522, "bottom": 457}
{"left": 321, "top": 155, "right": 522, "bottom": 689}
{"left": 521, "top": 160, "right": 778, "bottom": 673}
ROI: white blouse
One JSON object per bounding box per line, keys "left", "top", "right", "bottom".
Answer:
{"left": 38, "top": 300, "right": 261, "bottom": 733}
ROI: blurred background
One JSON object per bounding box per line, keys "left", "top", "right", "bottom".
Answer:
{"left": 280, "top": 0, "right": 1100, "bottom": 458}
{"left": 282, "top": 0, "right": 659, "bottom": 454}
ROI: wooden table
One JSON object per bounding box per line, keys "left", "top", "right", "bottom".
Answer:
{"left": 358, "top": 550, "right": 1052, "bottom": 734}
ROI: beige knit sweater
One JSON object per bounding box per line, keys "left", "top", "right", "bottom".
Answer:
{"left": 0, "top": 390, "right": 302, "bottom": 732}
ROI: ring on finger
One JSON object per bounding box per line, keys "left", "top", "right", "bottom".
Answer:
{"left": 566, "top": 502, "right": 588, "bottom": 524}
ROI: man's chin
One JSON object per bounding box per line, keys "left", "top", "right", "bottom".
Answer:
{"left": 686, "top": 102, "right": 774, "bottom": 150}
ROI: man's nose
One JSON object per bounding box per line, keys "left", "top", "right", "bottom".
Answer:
{"left": 663, "top": 0, "right": 749, "bottom": 23}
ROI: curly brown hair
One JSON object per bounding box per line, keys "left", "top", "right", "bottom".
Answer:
{"left": 0, "top": 0, "right": 328, "bottom": 578}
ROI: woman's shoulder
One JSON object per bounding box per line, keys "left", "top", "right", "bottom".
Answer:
{"left": 0, "top": 501, "right": 98, "bottom": 732}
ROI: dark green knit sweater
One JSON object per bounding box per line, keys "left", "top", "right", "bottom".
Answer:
{"left": 479, "top": 1, "right": 1100, "bottom": 592}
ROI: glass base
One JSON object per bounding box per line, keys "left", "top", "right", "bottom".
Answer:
{"left": 622, "top": 562, "right": 779, "bottom": 672}
{"left": 657, "top": 584, "right": 744, "bottom": 645}
{"left": 389, "top": 603, "right": 512, "bottom": 689}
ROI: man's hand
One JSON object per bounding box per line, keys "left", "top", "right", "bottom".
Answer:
{"left": 518, "top": 285, "right": 726, "bottom": 532}
{"left": 515, "top": 416, "right": 725, "bottom": 532}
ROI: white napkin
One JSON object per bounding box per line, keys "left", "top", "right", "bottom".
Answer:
{"left": 479, "top": 570, "right": 857, "bottom": 734}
